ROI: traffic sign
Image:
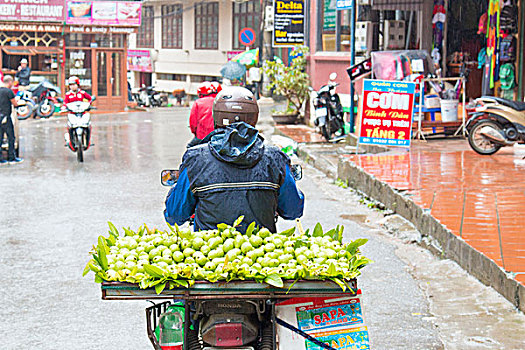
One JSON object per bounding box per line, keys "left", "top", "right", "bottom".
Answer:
{"left": 239, "top": 27, "right": 256, "bottom": 47}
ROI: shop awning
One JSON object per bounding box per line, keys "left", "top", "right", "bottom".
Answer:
{"left": 2, "top": 47, "right": 36, "bottom": 56}
{"left": 33, "top": 47, "right": 60, "bottom": 54}
{"left": 372, "top": 0, "right": 424, "bottom": 11}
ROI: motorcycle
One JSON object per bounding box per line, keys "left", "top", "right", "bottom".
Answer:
{"left": 136, "top": 85, "right": 164, "bottom": 107}
{"left": 156, "top": 165, "right": 303, "bottom": 350}
{"left": 16, "top": 80, "right": 62, "bottom": 119}
{"left": 312, "top": 73, "right": 346, "bottom": 141}
{"left": 63, "top": 97, "right": 96, "bottom": 163}
{"left": 466, "top": 96, "right": 525, "bottom": 155}
{"left": 15, "top": 90, "right": 37, "bottom": 120}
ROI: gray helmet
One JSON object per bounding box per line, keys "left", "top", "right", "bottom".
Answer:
{"left": 213, "top": 87, "right": 259, "bottom": 128}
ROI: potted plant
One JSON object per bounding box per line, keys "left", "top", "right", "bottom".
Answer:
{"left": 264, "top": 46, "right": 311, "bottom": 124}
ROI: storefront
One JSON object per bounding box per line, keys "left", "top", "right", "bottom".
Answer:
{"left": 440, "top": 0, "right": 524, "bottom": 101}
{"left": 0, "top": 0, "right": 141, "bottom": 112}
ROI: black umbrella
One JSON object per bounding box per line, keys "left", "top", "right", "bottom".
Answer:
{"left": 220, "top": 61, "right": 247, "bottom": 80}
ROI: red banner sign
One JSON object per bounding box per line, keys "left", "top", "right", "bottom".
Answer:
{"left": 0, "top": 0, "right": 65, "bottom": 22}
{"left": 359, "top": 79, "right": 416, "bottom": 147}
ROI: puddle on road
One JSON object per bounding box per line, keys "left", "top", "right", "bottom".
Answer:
{"left": 340, "top": 214, "right": 370, "bottom": 224}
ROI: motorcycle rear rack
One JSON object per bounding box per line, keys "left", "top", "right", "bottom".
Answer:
{"left": 146, "top": 301, "right": 171, "bottom": 350}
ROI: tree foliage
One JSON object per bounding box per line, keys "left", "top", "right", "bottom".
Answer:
{"left": 264, "top": 46, "right": 311, "bottom": 115}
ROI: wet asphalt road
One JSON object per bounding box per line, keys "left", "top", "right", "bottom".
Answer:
{"left": 0, "top": 108, "right": 442, "bottom": 349}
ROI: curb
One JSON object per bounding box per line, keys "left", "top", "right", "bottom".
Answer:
{"left": 298, "top": 145, "right": 524, "bottom": 313}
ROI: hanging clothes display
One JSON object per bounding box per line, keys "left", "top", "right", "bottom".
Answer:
{"left": 432, "top": 0, "right": 446, "bottom": 66}
{"left": 486, "top": 0, "right": 501, "bottom": 89}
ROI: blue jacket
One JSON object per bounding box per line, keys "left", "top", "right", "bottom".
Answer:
{"left": 164, "top": 122, "right": 304, "bottom": 232}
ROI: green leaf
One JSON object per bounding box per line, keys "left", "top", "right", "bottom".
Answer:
{"left": 94, "top": 275, "right": 103, "bottom": 283}
{"left": 233, "top": 216, "right": 244, "bottom": 227}
{"left": 313, "top": 223, "right": 323, "bottom": 237}
{"left": 264, "top": 274, "right": 284, "bottom": 288}
{"left": 82, "top": 263, "right": 91, "bottom": 277}
{"left": 286, "top": 278, "right": 300, "bottom": 294}
{"left": 171, "top": 279, "right": 190, "bottom": 288}
{"left": 107, "top": 221, "right": 119, "bottom": 237}
{"left": 303, "top": 229, "right": 311, "bottom": 237}
{"left": 293, "top": 239, "right": 308, "bottom": 249}
{"left": 332, "top": 278, "right": 347, "bottom": 292}
{"left": 155, "top": 282, "right": 167, "bottom": 295}
{"left": 327, "top": 262, "right": 337, "bottom": 276}
{"left": 280, "top": 227, "right": 296, "bottom": 237}
{"left": 144, "top": 264, "right": 165, "bottom": 278}
{"left": 217, "top": 223, "right": 229, "bottom": 231}
{"left": 246, "top": 222, "right": 256, "bottom": 237}
{"left": 96, "top": 243, "right": 108, "bottom": 271}
{"left": 345, "top": 239, "right": 368, "bottom": 256}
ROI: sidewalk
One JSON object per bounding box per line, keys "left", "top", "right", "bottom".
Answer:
{"left": 276, "top": 124, "right": 525, "bottom": 312}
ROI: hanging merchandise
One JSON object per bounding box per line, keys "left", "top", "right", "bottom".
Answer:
{"left": 477, "top": 12, "right": 488, "bottom": 35}
{"left": 486, "top": 0, "right": 501, "bottom": 89}
{"left": 477, "top": 48, "right": 487, "bottom": 69}
{"left": 499, "top": 0, "right": 518, "bottom": 33}
{"left": 499, "top": 63, "right": 516, "bottom": 99}
{"left": 431, "top": 0, "right": 446, "bottom": 66}
{"left": 499, "top": 35, "right": 516, "bottom": 63}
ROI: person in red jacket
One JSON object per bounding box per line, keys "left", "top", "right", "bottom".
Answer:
{"left": 64, "top": 76, "right": 92, "bottom": 104}
{"left": 187, "top": 81, "right": 221, "bottom": 147}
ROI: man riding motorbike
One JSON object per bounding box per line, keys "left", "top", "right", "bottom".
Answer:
{"left": 165, "top": 86, "right": 304, "bottom": 233}
{"left": 64, "top": 76, "right": 92, "bottom": 104}
{"left": 187, "top": 81, "right": 221, "bottom": 148}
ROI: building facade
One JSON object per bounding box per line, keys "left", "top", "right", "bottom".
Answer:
{"left": 0, "top": 0, "right": 141, "bottom": 111}
{"left": 128, "top": 0, "right": 261, "bottom": 95}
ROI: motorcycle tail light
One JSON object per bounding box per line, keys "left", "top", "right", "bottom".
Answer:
{"left": 203, "top": 323, "right": 243, "bottom": 347}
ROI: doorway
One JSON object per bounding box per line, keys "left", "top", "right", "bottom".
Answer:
{"left": 94, "top": 50, "right": 126, "bottom": 111}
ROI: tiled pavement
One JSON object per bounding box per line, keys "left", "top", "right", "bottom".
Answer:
{"left": 277, "top": 124, "right": 525, "bottom": 285}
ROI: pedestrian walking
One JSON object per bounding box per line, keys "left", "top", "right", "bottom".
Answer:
{"left": 15, "top": 58, "right": 31, "bottom": 91}
{"left": 0, "top": 75, "right": 23, "bottom": 164}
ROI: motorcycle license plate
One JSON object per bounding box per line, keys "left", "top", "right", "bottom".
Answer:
{"left": 316, "top": 107, "right": 328, "bottom": 118}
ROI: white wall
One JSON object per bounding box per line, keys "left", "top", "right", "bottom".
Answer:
{"left": 129, "top": 0, "right": 236, "bottom": 94}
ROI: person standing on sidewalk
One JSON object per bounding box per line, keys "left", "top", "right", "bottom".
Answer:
{"left": 0, "top": 75, "right": 23, "bottom": 164}
{"left": 15, "top": 58, "right": 31, "bottom": 91}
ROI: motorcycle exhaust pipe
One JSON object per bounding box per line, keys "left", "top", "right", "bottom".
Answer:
{"left": 479, "top": 126, "right": 516, "bottom": 146}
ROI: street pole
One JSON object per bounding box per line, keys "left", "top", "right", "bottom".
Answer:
{"left": 349, "top": 0, "right": 357, "bottom": 133}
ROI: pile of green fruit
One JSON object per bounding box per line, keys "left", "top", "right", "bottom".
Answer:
{"left": 84, "top": 217, "right": 371, "bottom": 294}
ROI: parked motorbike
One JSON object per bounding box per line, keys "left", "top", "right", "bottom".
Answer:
{"left": 32, "top": 80, "right": 62, "bottom": 118}
{"left": 466, "top": 96, "right": 525, "bottom": 155}
{"left": 15, "top": 90, "right": 37, "bottom": 120}
{"left": 16, "top": 80, "right": 62, "bottom": 119}
{"left": 312, "top": 72, "right": 346, "bottom": 141}
{"left": 157, "top": 165, "right": 303, "bottom": 350}
{"left": 136, "top": 85, "right": 164, "bottom": 107}
{"left": 64, "top": 97, "right": 96, "bottom": 163}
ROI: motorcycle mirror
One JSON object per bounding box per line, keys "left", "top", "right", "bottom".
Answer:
{"left": 291, "top": 164, "right": 303, "bottom": 181}
{"left": 329, "top": 72, "right": 338, "bottom": 81}
{"left": 161, "top": 169, "right": 180, "bottom": 186}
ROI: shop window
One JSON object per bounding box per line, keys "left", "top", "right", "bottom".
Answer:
{"left": 157, "top": 73, "right": 187, "bottom": 81}
{"left": 232, "top": 0, "right": 261, "bottom": 50}
{"left": 65, "top": 49, "right": 93, "bottom": 95}
{"left": 66, "top": 34, "right": 125, "bottom": 48}
{"left": 317, "top": 0, "right": 352, "bottom": 52}
{"left": 195, "top": 2, "right": 219, "bottom": 50}
{"left": 138, "top": 6, "right": 154, "bottom": 49}
{"left": 190, "top": 75, "right": 220, "bottom": 83}
{"left": 162, "top": 4, "right": 183, "bottom": 49}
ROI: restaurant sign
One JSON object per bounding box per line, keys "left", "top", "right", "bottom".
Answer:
{"left": 0, "top": 0, "right": 65, "bottom": 22}
{"left": 66, "top": 1, "right": 142, "bottom": 26}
